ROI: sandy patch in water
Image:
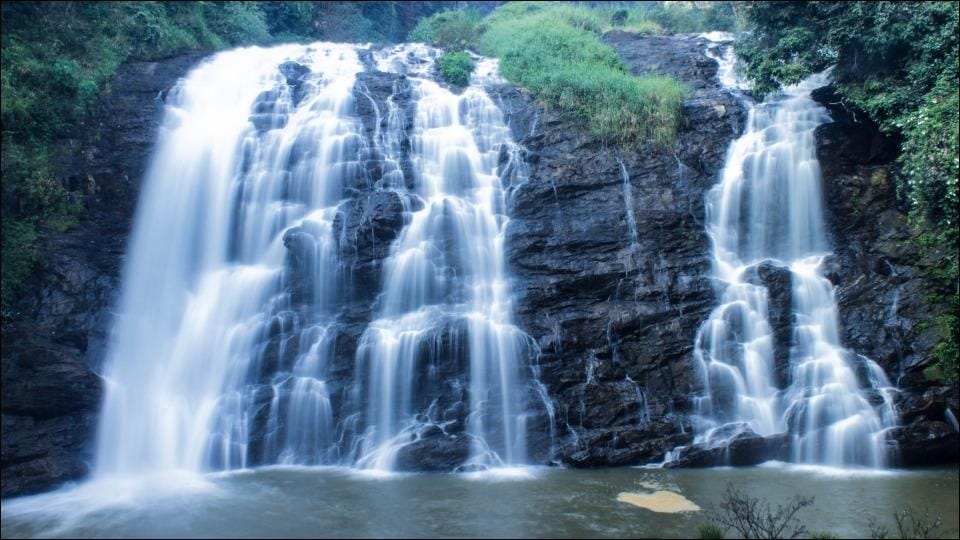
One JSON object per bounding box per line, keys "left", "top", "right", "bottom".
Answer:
{"left": 617, "top": 490, "right": 701, "bottom": 513}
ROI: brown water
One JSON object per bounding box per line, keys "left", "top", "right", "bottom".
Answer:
{"left": 2, "top": 464, "right": 957, "bottom": 538}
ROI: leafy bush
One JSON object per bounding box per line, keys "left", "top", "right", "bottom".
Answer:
{"left": 262, "top": 1, "right": 438, "bottom": 44}
{"left": 204, "top": 2, "right": 271, "bottom": 46}
{"left": 438, "top": 50, "right": 474, "bottom": 86}
{"left": 647, "top": 2, "right": 738, "bottom": 33}
{"left": 611, "top": 9, "right": 629, "bottom": 27}
{"left": 696, "top": 522, "right": 726, "bottom": 539}
{"left": 0, "top": 218, "right": 39, "bottom": 312}
{"left": 924, "top": 312, "right": 959, "bottom": 383}
{"left": 737, "top": 2, "right": 958, "bottom": 232}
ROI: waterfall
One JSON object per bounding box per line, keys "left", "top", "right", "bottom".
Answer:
{"left": 617, "top": 158, "right": 639, "bottom": 246}
{"left": 690, "top": 34, "right": 898, "bottom": 467}
{"left": 353, "top": 45, "right": 536, "bottom": 471}
{"left": 95, "top": 42, "right": 538, "bottom": 477}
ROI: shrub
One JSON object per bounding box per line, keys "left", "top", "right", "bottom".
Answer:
{"left": 868, "top": 508, "right": 945, "bottom": 539}
{"left": 408, "top": 9, "right": 480, "bottom": 50}
{"left": 438, "top": 50, "right": 474, "bottom": 86}
{"left": 647, "top": 2, "right": 738, "bottom": 33}
{"left": 0, "top": 218, "right": 39, "bottom": 312}
{"left": 707, "top": 482, "right": 814, "bottom": 539}
{"left": 205, "top": 2, "right": 271, "bottom": 46}
{"left": 611, "top": 9, "right": 628, "bottom": 27}
{"left": 696, "top": 522, "right": 726, "bottom": 539}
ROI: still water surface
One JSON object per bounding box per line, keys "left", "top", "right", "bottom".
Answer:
{"left": 2, "top": 464, "right": 957, "bottom": 538}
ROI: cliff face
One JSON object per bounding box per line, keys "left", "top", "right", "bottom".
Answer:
{"left": 1, "top": 33, "right": 955, "bottom": 498}
{"left": 0, "top": 52, "right": 208, "bottom": 497}
{"left": 493, "top": 32, "right": 745, "bottom": 465}
{"left": 812, "top": 88, "right": 959, "bottom": 466}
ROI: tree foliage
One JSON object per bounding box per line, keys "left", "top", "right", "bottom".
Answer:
{"left": 409, "top": 9, "right": 482, "bottom": 50}
{"left": 736, "top": 1, "right": 959, "bottom": 236}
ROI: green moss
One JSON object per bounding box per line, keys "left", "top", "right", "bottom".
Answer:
{"left": 0, "top": 218, "right": 39, "bottom": 312}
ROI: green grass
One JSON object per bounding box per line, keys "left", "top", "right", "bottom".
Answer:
{"left": 409, "top": 9, "right": 481, "bottom": 50}
{"left": 478, "top": 3, "right": 687, "bottom": 145}
{"left": 409, "top": 3, "right": 690, "bottom": 144}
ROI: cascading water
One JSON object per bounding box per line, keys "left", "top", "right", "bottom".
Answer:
{"left": 95, "top": 41, "right": 539, "bottom": 477}
{"left": 353, "top": 45, "right": 537, "bottom": 471}
{"left": 689, "top": 34, "right": 898, "bottom": 467}
{"left": 96, "top": 43, "right": 364, "bottom": 475}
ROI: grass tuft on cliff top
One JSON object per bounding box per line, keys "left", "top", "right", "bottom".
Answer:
{"left": 415, "top": 2, "right": 688, "bottom": 146}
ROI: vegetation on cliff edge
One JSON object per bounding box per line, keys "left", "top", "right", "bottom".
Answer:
{"left": 412, "top": 2, "right": 709, "bottom": 145}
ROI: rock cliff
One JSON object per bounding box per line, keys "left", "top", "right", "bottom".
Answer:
{"left": 494, "top": 32, "right": 745, "bottom": 466}
{"left": 1, "top": 33, "right": 955, "bottom": 498}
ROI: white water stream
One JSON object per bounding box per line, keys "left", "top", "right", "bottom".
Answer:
{"left": 691, "top": 34, "right": 898, "bottom": 467}
{"left": 95, "top": 42, "right": 536, "bottom": 478}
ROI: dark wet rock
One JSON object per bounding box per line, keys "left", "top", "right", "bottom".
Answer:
{"left": 744, "top": 261, "right": 793, "bottom": 387}
{"left": 394, "top": 433, "right": 472, "bottom": 472}
{"left": 559, "top": 419, "right": 693, "bottom": 467}
{"left": 279, "top": 61, "right": 310, "bottom": 85}
{"left": 492, "top": 33, "right": 745, "bottom": 468}
{"left": 666, "top": 430, "right": 791, "bottom": 468}
{"left": 812, "top": 84, "right": 958, "bottom": 464}
{"left": 0, "top": 336, "right": 103, "bottom": 498}
{"left": 812, "top": 85, "right": 957, "bottom": 461}
{"left": 888, "top": 421, "right": 959, "bottom": 467}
